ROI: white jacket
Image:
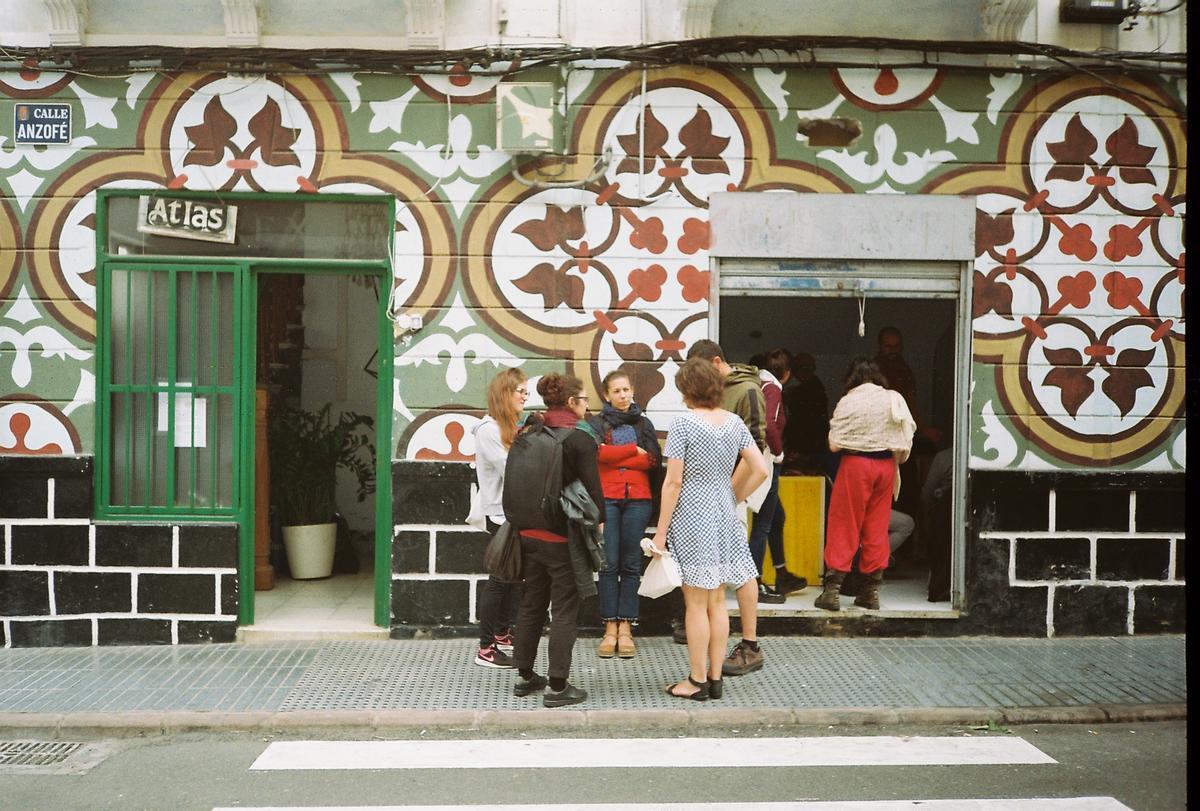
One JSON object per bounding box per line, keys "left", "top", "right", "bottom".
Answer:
{"left": 472, "top": 416, "right": 509, "bottom": 525}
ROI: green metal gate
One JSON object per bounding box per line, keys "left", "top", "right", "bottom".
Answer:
{"left": 98, "top": 263, "right": 242, "bottom": 518}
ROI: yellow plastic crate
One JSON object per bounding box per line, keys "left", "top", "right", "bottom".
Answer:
{"left": 761, "top": 475, "right": 825, "bottom": 585}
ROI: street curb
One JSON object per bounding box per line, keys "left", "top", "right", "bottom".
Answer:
{"left": 0, "top": 704, "right": 1185, "bottom": 735}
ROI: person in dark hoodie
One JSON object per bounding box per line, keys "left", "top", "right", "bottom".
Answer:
{"left": 508, "top": 373, "right": 605, "bottom": 708}
{"left": 685, "top": 339, "right": 768, "bottom": 677}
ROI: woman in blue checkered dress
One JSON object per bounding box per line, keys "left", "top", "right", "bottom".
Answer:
{"left": 650, "top": 358, "right": 768, "bottom": 701}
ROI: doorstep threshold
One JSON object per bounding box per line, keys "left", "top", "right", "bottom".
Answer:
{"left": 728, "top": 606, "right": 960, "bottom": 619}
{"left": 750, "top": 607, "right": 959, "bottom": 619}
{"left": 236, "top": 626, "right": 390, "bottom": 642}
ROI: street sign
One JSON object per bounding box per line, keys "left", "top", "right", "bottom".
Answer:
{"left": 13, "top": 103, "right": 72, "bottom": 144}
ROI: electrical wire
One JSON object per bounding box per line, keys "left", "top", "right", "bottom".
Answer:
{"left": 1140, "top": 1, "right": 1186, "bottom": 14}
{"left": 0, "top": 34, "right": 1186, "bottom": 80}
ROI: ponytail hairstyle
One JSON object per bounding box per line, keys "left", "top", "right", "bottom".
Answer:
{"left": 486, "top": 368, "right": 528, "bottom": 448}
{"left": 537, "top": 372, "right": 585, "bottom": 408}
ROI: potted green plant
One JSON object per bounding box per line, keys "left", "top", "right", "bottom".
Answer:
{"left": 268, "top": 402, "right": 375, "bottom": 579}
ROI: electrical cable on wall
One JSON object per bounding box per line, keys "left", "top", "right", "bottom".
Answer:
{"left": 0, "top": 34, "right": 1185, "bottom": 78}
{"left": 510, "top": 146, "right": 612, "bottom": 189}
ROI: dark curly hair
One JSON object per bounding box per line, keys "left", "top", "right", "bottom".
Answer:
{"left": 675, "top": 357, "right": 724, "bottom": 408}
{"left": 537, "top": 372, "right": 585, "bottom": 407}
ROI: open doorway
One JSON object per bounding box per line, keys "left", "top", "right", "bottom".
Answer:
{"left": 246, "top": 270, "right": 385, "bottom": 639}
{"left": 718, "top": 289, "right": 961, "bottom": 616}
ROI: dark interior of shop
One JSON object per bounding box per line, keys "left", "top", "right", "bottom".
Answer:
{"left": 719, "top": 294, "right": 957, "bottom": 608}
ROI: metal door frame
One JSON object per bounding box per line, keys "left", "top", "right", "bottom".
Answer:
{"left": 712, "top": 258, "right": 971, "bottom": 610}
{"left": 95, "top": 189, "right": 395, "bottom": 628}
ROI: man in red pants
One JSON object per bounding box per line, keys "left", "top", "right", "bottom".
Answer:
{"left": 815, "top": 357, "right": 915, "bottom": 612}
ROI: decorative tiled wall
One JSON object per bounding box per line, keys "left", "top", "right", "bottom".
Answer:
{"left": 1, "top": 60, "right": 1186, "bottom": 642}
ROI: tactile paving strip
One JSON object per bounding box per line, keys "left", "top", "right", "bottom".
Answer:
{"left": 276, "top": 636, "right": 1186, "bottom": 712}
{"left": 0, "top": 636, "right": 1185, "bottom": 714}
{"left": 0, "top": 643, "right": 322, "bottom": 712}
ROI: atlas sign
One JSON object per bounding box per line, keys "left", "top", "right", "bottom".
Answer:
{"left": 136, "top": 196, "right": 239, "bottom": 244}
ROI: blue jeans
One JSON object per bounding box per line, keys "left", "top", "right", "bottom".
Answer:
{"left": 597, "top": 498, "right": 653, "bottom": 622}
{"left": 748, "top": 466, "right": 786, "bottom": 574}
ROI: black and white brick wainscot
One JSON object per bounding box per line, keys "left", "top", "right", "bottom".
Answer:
{"left": 390, "top": 460, "right": 478, "bottom": 636}
{"left": 2, "top": 456, "right": 240, "bottom": 646}
{"left": 2, "top": 519, "right": 239, "bottom": 647}
{"left": 391, "top": 524, "right": 481, "bottom": 634}
{"left": 972, "top": 471, "right": 1184, "bottom": 637}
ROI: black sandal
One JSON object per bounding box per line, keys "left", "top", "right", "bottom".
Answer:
{"left": 709, "top": 678, "right": 723, "bottom": 700}
{"left": 666, "top": 675, "right": 709, "bottom": 701}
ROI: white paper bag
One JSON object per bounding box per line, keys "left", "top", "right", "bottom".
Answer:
{"left": 638, "top": 551, "right": 682, "bottom": 599}
{"left": 745, "top": 448, "right": 774, "bottom": 513}
{"left": 465, "top": 482, "right": 487, "bottom": 531}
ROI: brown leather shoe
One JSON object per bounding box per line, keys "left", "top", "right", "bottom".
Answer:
{"left": 617, "top": 620, "right": 636, "bottom": 658}
{"left": 721, "top": 639, "right": 764, "bottom": 676}
{"left": 597, "top": 621, "right": 618, "bottom": 658}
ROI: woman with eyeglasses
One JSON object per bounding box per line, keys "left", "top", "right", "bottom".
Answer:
{"left": 586, "top": 370, "right": 661, "bottom": 659}
{"left": 508, "top": 373, "right": 605, "bottom": 708}
{"left": 470, "top": 368, "right": 530, "bottom": 668}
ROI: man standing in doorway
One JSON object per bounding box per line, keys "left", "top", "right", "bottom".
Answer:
{"left": 685, "top": 339, "right": 767, "bottom": 676}
{"left": 874, "top": 326, "right": 916, "bottom": 415}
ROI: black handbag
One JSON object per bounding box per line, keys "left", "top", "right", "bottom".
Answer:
{"left": 483, "top": 521, "right": 522, "bottom": 582}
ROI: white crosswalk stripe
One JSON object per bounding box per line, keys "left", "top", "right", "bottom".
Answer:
{"left": 229, "top": 736, "right": 1133, "bottom": 811}
{"left": 217, "top": 801, "right": 1132, "bottom": 811}
{"left": 249, "top": 736, "right": 1055, "bottom": 771}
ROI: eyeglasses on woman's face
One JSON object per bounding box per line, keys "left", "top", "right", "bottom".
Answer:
{"left": 514, "top": 387, "right": 529, "bottom": 396}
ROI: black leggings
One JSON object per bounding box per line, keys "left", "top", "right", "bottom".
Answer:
{"left": 477, "top": 519, "right": 522, "bottom": 647}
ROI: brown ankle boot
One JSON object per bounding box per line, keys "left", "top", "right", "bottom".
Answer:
{"left": 597, "top": 621, "right": 618, "bottom": 658}
{"left": 854, "top": 571, "right": 883, "bottom": 610}
{"left": 617, "top": 620, "right": 636, "bottom": 658}
{"left": 814, "top": 570, "right": 847, "bottom": 611}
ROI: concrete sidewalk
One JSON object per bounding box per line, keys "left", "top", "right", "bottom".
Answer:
{"left": 0, "top": 635, "right": 1185, "bottom": 733}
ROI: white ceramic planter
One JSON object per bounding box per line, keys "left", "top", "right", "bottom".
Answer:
{"left": 282, "top": 522, "right": 337, "bottom": 579}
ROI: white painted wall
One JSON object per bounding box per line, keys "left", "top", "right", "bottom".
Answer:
{"left": 300, "top": 274, "right": 379, "bottom": 533}
{"left": 0, "top": 0, "right": 1186, "bottom": 52}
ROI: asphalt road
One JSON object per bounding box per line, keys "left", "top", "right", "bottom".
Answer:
{"left": 0, "top": 721, "right": 1186, "bottom": 811}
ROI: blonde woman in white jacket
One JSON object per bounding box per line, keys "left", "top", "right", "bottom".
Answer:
{"left": 470, "top": 368, "right": 529, "bottom": 668}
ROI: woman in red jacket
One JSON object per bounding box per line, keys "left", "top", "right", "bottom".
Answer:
{"left": 587, "top": 370, "right": 661, "bottom": 658}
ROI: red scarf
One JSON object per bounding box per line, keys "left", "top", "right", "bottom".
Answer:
{"left": 541, "top": 407, "right": 579, "bottom": 429}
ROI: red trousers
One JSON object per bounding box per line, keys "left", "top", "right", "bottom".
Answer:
{"left": 825, "top": 455, "right": 895, "bottom": 575}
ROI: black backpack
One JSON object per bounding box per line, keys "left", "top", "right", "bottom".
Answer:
{"left": 502, "top": 424, "right": 571, "bottom": 530}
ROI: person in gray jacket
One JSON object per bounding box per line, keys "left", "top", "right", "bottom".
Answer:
{"left": 470, "top": 368, "right": 529, "bottom": 669}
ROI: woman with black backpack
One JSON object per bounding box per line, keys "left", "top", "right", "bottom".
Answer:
{"left": 587, "top": 370, "right": 660, "bottom": 659}
{"left": 507, "top": 373, "right": 605, "bottom": 708}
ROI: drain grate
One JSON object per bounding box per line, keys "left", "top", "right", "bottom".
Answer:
{"left": 0, "top": 741, "right": 113, "bottom": 775}
{"left": 0, "top": 741, "right": 83, "bottom": 767}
